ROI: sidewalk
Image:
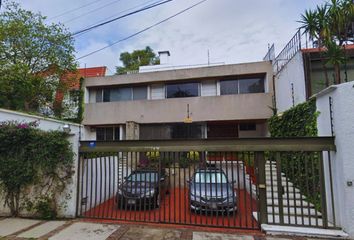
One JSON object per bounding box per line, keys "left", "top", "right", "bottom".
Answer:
{"left": 0, "top": 218, "right": 332, "bottom": 240}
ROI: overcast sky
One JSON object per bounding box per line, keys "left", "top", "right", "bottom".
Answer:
{"left": 12, "top": 0, "right": 324, "bottom": 75}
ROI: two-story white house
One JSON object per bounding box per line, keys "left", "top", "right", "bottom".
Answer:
{"left": 82, "top": 52, "right": 274, "bottom": 141}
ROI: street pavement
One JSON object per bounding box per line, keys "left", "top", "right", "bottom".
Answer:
{"left": 0, "top": 218, "right": 339, "bottom": 240}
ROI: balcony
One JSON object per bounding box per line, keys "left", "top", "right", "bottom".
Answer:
{"left": 83, "top": 93, "right": 273, "bottom": 125}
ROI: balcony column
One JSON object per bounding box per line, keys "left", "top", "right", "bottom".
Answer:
{"left": 125, "top": 121, "right": 140, "bottom": 167}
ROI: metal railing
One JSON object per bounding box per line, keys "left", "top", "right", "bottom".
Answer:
{"left": 76, "top": 137, "right": 337, "bottom": 230}
{"left": 271, "top": 29, "right": 318, "bottom": 75}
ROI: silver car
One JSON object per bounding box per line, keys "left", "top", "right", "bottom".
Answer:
{"left": 188, "top": 168, "right": 237, "bottom": 213}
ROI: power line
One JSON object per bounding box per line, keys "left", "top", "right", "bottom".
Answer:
{"left": 72, "top": 0, "right": 173, "bottom": 36}
{"left": 48, "top": 0, "right": 107, "bottom": 20}
{"left": 73, "top": 0, "right": 163, "bottom": 37}
{"left": 77, "top": 0, "right": 208, "bottom": 60}
{"left": 63, "top": 0, "right": 123, "bottom": 24}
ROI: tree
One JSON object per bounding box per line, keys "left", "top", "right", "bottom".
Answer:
{"left": 299, "top": 0, "right": 354, "bottom": 85}
{"left": 0, "top": 2, "right": 77, "bottom": 113}
{"left": 116, "top": 46, "right": 159, "bottom": 74}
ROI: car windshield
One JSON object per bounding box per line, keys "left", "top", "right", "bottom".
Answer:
{"left": 194, "top": 171, "right": 228, "bottom": 183}
{"left": 127, "top": 172, "right": 158, "bottom": 182}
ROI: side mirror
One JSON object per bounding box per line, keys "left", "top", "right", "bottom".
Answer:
{"left": 160, "top": 177, "right": 165, "bottom": 182}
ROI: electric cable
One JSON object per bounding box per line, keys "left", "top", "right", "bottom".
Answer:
{"left": 76, "top": 0, "right": 208, "bottom": 60}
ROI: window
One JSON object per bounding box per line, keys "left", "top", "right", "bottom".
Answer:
{"left": 133, "top": 86, "right": 147, "bottom": 100}
{"left": 103, "top": 89, "right": 110, "bottom": 102}
{"left": 110, "top": 87, "right": 132, "bottom": 101}
{"left": 96, "top": 126, "right": 120, "bottom": 141}
{"left": 166, "top": 82, "right": 199, "bottom": 98}
{"left": 139, "top": 123, "right": 203, "bottom": 140}
{"left": 239, "top": 123, "right": 256, "bottom": 131}
{"left": 171, "top": 123, "right": 202, "bottom": 139}
{"left": 100, "top": 86, "right": 147, "bottom": 102}
{"left": 239, "top": 78, "right": 264, "bottom": 94}
{"left": 220, "top": 76, "right": 265, "bottom": 95}
{"left": 96, "top": 89, "right": 103, "bottom": 102}
{"left": 220, "top": 79, "right": 238, "bottom": 95}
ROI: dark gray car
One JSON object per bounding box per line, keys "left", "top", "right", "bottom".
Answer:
{"left": 116, "top": 170, "right": 167, "bottom": 209}
{"left": 188, "top": 168, "right": 237, "bottom": 213}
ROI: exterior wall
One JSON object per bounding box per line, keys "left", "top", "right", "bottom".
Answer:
{"left": 316, "top": 82, "right": 354, "bottom": 238}
{"left": 275, "top": 51, "right": 307, "bottom": 112}
{"left": 83, "top": 61, "right": 273, "bottom": 127}
{"left": 83, "top": 93, "right": 273, "bottom": 125}
{"left": 84, "top": 61, "right": 272, "bottom": 88}
{"left": 0, "top": 108, "right": 82, "bottom": 218}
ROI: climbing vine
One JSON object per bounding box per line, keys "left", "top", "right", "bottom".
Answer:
{"left": 0, "top": 121, "right": 74, "bottom": 218}
{"left": 268, "top": 99, "right": 318, "bottom": 137}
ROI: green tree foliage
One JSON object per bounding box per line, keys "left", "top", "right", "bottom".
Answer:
{"left": 0, "top": 2, "right": 77, "bottom": 112}
{"left": 116, "top": 46, "right": 160, "bottom": 74}
{"left": 298, "top": 0, "right": 354, "bottom": 84}
{"left": 0, "top": 121, "right": 74, "bottom": 217}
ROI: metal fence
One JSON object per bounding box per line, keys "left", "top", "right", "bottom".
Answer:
{"left": 76, "top": 137, "right": 337, "bottom": 230}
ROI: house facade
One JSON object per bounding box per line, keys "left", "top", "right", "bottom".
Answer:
{"left": 267, "top": 30, "right": 354, "bottom": 112}
{"left": 82, "top": 59, "right": 273, "bottom": 141}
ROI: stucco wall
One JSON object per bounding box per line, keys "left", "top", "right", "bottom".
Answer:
{"left": 316, "top": 82, "right": 354, "bottom": 238}
{"left": 0, "top": 108, "right": 82, "bottom": 218}
{"left": 84, "top": 93, "right": 273, "bottom": 125}
{"left": 275, "top": 51, "right": 307, "bottom": 112}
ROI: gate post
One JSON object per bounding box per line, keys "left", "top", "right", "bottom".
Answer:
{"left": 255, "top": 151, "right": 267, "bottom": 225}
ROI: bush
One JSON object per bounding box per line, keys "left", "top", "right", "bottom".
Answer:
{"left": 0, "top": 120, "right": 74, "bottom": 217}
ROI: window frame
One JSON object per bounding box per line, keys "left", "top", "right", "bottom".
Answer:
{"left": 165, "top": 82, "right": 200, "bottom": 99}
{"left": 96, "top": 126, "right": 121, "bottom": 141}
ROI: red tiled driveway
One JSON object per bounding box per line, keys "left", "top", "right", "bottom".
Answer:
{"left": 83, "top": 188, "right": 258, "bottom": 229}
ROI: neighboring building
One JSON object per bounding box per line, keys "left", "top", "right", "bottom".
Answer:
{"left": 55, "top": 66, "right": 107, "bottom": 120}
{"left": 268, "top": 30, "right": 354, "bottom": 112}
{"left": 82, "top": 54, "right": 273, "bottom": 141}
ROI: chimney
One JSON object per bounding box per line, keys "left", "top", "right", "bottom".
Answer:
{"left": 158, "top": 51, "right": 170, "bottom": 65}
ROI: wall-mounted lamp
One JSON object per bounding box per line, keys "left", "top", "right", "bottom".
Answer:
{"left": 63, "top": 124, "right": 71, "bottom": 134}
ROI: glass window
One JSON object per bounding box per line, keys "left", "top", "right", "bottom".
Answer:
{"left": 96, "top": 89, "right": 103, "bottom": 102}
{"left": 171, "top": 123, "right": 202, "bottom": 139}
{"left": 96, "top": 127, "right": 119, "bottom": 141}
{"left": 105, "top": 127, "right": 113, "bottom": 140}
{"left": 128, "top": 172, "right": 158, "bottom": 182}
{"left": 220, "top": 79, "right": 238, "bottom": 95}
{"left": 114, "top": 127, "right": 120, "bottom": 141}
{"left": 110, "top": 87, "right": 132, "bottom": 101}
{"left": 194, "top": 172, "right": 227, "bottom": 183}
{"left": 166, "top": 82, "right": 199, "bottom": 98}
{"left": 103, "top": 89, "right": 110, "bottom": 102}
{"left": 239, "top": 78, "right": 264, "bottom": 94}
{"left": 133, "top": 86, "right": 147, "bottom": 100}
{"left": 239, "top": 123, "right": 256, "bottom": 131}
{"left": 96, "top": 128, "right": 105, "bottom": 141}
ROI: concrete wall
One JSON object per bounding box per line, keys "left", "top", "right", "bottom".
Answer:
{"left": 316, "top": 82, "right": 354, "bottom": 238}
{"left": 84, "top": 61, "right": 273, "bottom": 88}
{"left": 84, "top": 93, "right": 273, "bottom": 125}
{"left": 0, "top": 108, "right": 82, "bottom": 218}
{"left": 83, "top": 61, "right": 273, "bottom": 126}
{"left": 275, "top": 51, "right": 307, "bottom": 112}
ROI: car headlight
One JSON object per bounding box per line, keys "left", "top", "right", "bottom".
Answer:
{"left": 143, "top": 189, "right": 155, "bottom": 197}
